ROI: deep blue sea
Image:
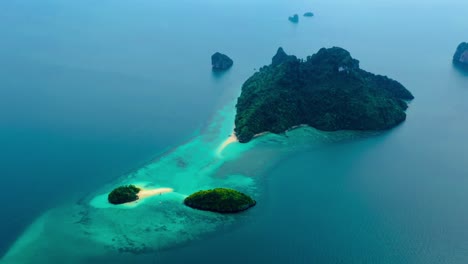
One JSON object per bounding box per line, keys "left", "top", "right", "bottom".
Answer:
{"left": 1, "top": 0, "right": 468, "bottom": 263}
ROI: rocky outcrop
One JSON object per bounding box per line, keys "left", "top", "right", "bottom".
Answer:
{"left": 288, "top": 14, "right": 299, "bottom": 23}
{"left": 234, "top": 47, "right": 414, "bottom": 143}
{"left": 211, "top": 52, "right": 233, "bottom": 71}
{"left": 453, "top": 42, "right": 468, "bottom": 69}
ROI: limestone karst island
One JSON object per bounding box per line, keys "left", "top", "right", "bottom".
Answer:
{"left": 234, "top": 47, "right": 414, "bottom": 143}
{"left": 453, "top": 42, "right": 468, "bottom": 70}
{"left": 108, "top": 185, "right": 173, "bottom": 205}
{"left": 211, "top": 52, "right": 233, "bottom": 71}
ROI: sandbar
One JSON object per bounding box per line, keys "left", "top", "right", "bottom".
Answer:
{"left": 137, "top": 187, "right": 173, "bottom": 200}
{"left": 217, "top": 133, "right": 238, "bottom": 154}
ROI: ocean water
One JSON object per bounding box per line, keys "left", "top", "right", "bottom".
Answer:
{"left": 1, "top": 0, "right": 468, "bottom": 263}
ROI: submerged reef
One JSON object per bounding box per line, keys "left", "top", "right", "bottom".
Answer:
{"left": 234, "top": 47, "right": 414, "bottom": 143}
{"left": 453, "top": 42, "right": 468, "bottom": 70}
{"left": 211, "top": 52, "right": 234, "bottom": 71}
{"left": 184, "top": 188, "right": 256, "bottom": 213}
{"left": 108, "top": 185, "right": 141, "bottom": 204}
{"left": 304, "top": 12, "right": 314, "bottom": 17}
{"left": 288, "top": 14, "right": 299, "bottom": 23}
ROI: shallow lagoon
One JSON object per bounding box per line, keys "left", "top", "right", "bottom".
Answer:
{"left": 2, "top": 101, "right": 369, "bottom": 263}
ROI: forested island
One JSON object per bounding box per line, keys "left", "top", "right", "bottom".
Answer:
{"left": 211, "top": 52, "right": 233, "bottom": 71}
{"left": 184, "top": 188, "right": 256, "bottom": 213}
{"left": 288, "top": 14, "right": 299, "bottom": 23}
{"left": 234, "top": 47, "right": 414, "bottom": 143}
{"left": 108, "top": 185, "right": 141, "bottom": 204}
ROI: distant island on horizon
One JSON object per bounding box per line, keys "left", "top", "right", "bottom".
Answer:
{"left": 453, "top": 42, "right": 468, "bottom": 70}
{"left": 233, "top": 47, "right": 414, "bottom": 143}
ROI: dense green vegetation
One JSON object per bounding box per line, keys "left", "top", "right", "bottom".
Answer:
{"left": 108, "top": 185, "right": 141, "bottom": 205}
{"left": 453, "top": 42, "right": 468, "bottom": 69}
{"left": 234, "top": 47, "right": 414, "bottom": 143}
{"left": 184, "top": 188, "right": 256, "bottom": 213}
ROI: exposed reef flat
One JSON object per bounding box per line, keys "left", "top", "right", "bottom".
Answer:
{"left": 234, "top": 47, "right": 414, "bottom": 143}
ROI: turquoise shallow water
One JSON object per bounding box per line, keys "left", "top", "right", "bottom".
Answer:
{"left": 1, "top": 100, "right": 368, "bottom": 263}
{"left": 1, "top": 0, "right": 468, "bottom": 263}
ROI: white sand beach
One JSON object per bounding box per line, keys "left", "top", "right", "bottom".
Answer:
{"left": 217, "top": 133, "right": 238, "bottom": 155}
{"left": 137, "top": 187, "right": 174, "bottom": 200}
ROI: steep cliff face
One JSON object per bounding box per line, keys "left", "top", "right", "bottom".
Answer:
{"left": 288, "top": 14, "right": 299, "bottom": 23}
